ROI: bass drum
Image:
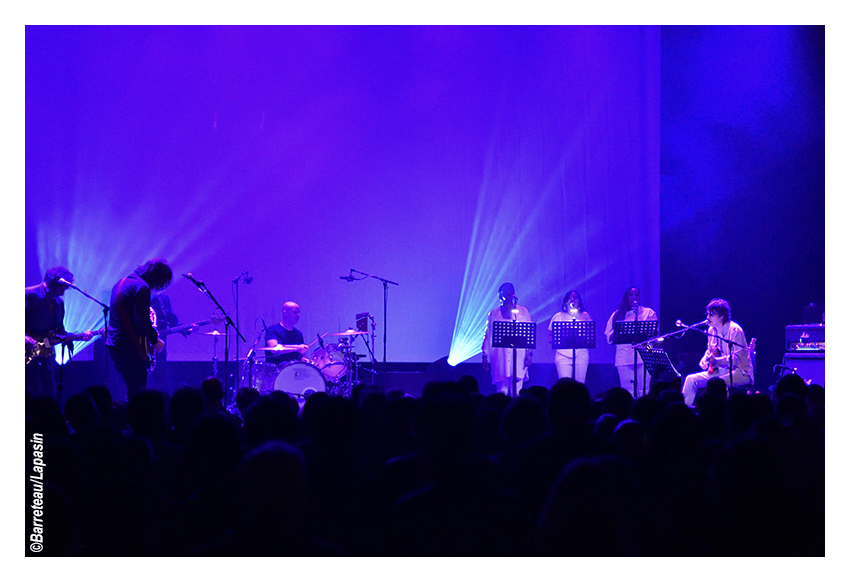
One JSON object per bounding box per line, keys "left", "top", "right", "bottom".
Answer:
{"left": 312, "top": 344, "right": 347, "bottom": 381}
{"left": 263, "top": 361, "right": 327, "bottom": 398}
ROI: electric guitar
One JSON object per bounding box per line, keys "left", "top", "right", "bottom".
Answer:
{"left": 146, "top": 314, "right": 226, "bottom": 371}
{"left": 707, "top": 336, "right": 757, "bottom": 376}
{"left": 26, "top": 329, "right": 106, "bottom": 364}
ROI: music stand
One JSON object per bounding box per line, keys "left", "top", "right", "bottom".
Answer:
{"left": 635, "top": 345, "right": 680, "bottom": 393}
{"left": 612, "top": 320, "right": 658, "bottom": 397}
{"left": 492, "top": 320, "right": 536, "bottom": 398}
{"left": 552, "top": 320, "right": 596, "bottom": 380}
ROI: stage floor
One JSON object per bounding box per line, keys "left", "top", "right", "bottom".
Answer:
{"left": 43, "top": 359, "right": 627, "bottom": 402}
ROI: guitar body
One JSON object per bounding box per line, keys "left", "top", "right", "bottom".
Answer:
{"left": 145, "top": 307, "right": 158, "bottom": 371}
{"left": 26, "top": 329, "right": 106, "bottom": 365}
{"left": 707, "top": 339, "right": 722, "bottom": 376}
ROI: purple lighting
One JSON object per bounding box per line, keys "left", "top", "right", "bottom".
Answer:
{"left": 26, "top": 26, "right": 658, "bottom": 368}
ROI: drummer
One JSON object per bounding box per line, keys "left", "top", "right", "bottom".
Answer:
{"left": 265, "top": 301, "right": 310, "bottom": 366}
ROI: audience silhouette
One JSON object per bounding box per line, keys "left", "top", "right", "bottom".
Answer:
{"left": 24, "top": 369, "right": 824, "bottom": 556}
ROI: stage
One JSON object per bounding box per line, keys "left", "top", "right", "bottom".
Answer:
{"left": 48, "top": 358, "right": 627, "bottom": 403}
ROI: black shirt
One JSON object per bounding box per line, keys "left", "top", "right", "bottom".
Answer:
{"left": 264, "top": 323, "right": 304, "bottom": 365}
{"left": 107, "top": 272, "right": 158, "bottom": 355}
{"left": 25, "top": 283, "right": 66, "bottom": 339}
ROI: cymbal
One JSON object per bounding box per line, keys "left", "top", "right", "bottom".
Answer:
{"left": 328, "top": 330, "right": 368, "bottom": 336}
{"left": 202, "top": 330, "right": 227, "bottom": 336}
{"left": 254, "top": 346, "right": 301, "bottom": 353}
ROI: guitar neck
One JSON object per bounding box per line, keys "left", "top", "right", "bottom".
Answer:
{"left": 56, "top": 328, "right": 105, "bottom": 343}
{"left": 161, "top": 318, "right": 218, "bottom": 337}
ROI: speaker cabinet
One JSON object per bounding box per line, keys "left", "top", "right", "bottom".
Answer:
{"left": 781, "top": 352, "right": 825, "bottom": 387}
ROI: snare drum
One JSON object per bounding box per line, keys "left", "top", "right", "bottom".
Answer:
{"left": 262, "top": 361, "right": 326, "bottom": 398}
{"left": 311, "top": 344, "right": 347, "bottom": 381}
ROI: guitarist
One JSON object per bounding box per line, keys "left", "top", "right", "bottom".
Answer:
{"left": 682, "top": 298, "right": 753, "bottom": 407}
{"left": 106, "top": 258, "right": 173, "bottom": 400}
{"left": 25, "top": 266, "right": 94, "bottom": 396}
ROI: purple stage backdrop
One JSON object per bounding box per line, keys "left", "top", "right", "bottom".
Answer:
{"left": 26, "top": 25, "right": 661, "bottom": 366}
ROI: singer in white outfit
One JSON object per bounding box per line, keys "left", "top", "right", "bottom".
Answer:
{"left": 482, "top": 283, "right": 533, "bottom": 396}
{"left": 548, "top": 290, "right": 592, "bottom": 383}
{"left": 682, "top": 298, "right": 752, "bottom": 406}
{"left": 604, "top": 287, "right": 657, "bottom": 394}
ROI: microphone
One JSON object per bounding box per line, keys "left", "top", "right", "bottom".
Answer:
{"left": 57, "top": 277, "right": 78, "bottom": 290}
{"left": 676, "top": 318, "right": 709, "bottom": 328}
{"left": 261, "top": 318, "right": 267, "bottom": 330}
{"left": 232, "top": 271, "right": 253, "bottom": 284}
{"left": 340, "top": 275, "right": 354, "bottom": 282}
{"left": 182, "top": 273, "right": 204, "bottom": 288}
{"left": 317, "top": 334, "right": 325, "bottom": 349}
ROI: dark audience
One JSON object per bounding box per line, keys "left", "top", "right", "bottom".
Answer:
{"left": 24, "top": 371, "right": 824, "bottom": 556}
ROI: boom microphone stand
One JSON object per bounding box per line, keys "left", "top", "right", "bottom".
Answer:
{"left": 232, "top": 271, "right": 252, "bottom": 364}
{"left": 344, "top": 269, "right": 399, "bottom": 366}
{"left": 60, "top": 279, "right": 109, "bottom": 403}
{"left": 184, "top": 274, "right": 245, "bottom": 408}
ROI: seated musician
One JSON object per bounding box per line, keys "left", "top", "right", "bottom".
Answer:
{"left": 682, "top": 298, "right": 753, "bottom": 406}
{"left": 265, "top": 301, "right": 310, "bottom": 365}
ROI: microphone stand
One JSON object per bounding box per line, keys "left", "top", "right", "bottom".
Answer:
{"left": 231, "top": 273, "right": 247, "bottom": 365}
{"left": 631, "top": 305, "right": 640, "bottom": 395}
{"left": 64, "top": 283, "right": 110, "bottom": 403}
{"left": 189, "top": 278, "right": 246, "bottom": 409}
{"left": 233, "top": 275, "right": 241, "bottom": 365}
{"left": 568, "top": 308, "right": 578, "bottom": 381}
{"left": 243, "top": 326, "right": 265, "bottom": 396}
{"left": 349, "top": 269, "right": 399, "bottom": 369}
{"left": 357, "top": 314, "right": 378, "bottom": 383}
{"left": 700, "top": 326, "right": 746, "bottom": 393}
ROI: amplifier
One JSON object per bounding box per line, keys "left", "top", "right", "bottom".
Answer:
{"left": 785, "top": 324, "right": 825, "bottom": 351}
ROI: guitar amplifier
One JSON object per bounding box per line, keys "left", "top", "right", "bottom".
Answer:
{"left": 785, "top": 324, "right": 825, "bottom": 352}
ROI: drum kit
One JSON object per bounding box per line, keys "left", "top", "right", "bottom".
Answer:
{"left": 239, "top": 329, "right": 371, "bottom": 400}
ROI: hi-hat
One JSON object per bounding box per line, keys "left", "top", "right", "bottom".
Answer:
{"left": 328, "top": 330, "right": 368, "bottom": 336}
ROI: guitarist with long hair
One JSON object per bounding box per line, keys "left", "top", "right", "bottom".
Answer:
{"left": 25, "top": 266, "right": 95, "bottom": 396}
{"left": 106, "top": 258, "right": 173, "bottom": 400}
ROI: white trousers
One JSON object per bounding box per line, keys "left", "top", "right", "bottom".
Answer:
{"left": 616, "top": 364, "right": 649, "bottom": 395}
{"left": 682, "top": 369, "right": 752, "bottom": 406}
{"left": 496, "top": 377, "right": 525, "bottom": 397}
{"left": 554, "top": 350, "right": 589, "bottom": 384}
